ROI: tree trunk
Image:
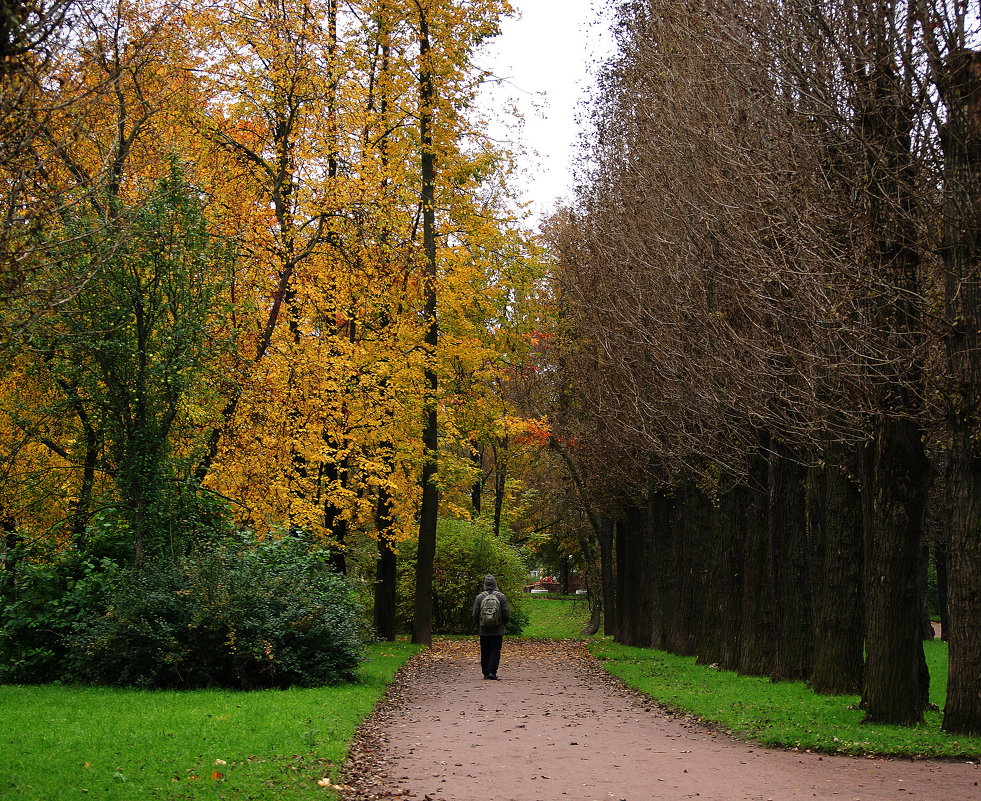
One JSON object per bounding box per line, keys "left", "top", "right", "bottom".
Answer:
{"left": 575, "top": 522, "right": 602, "bottom": 635}
{"left": 614, "top": 502, "right": 657, "bottom": 648}
{"left": 713, "top": 475, "right": 747, "bottom": 672}
{"left": 860, "top": 417, "right": 931, "bottom": 725}
{"left": 768, "top": 442, "right": 811, "bottom": 682}
{"left": 739, "top": 449, "right": 774, "bottom": 677}
{"left": 667, "top": 481, "right": 707, "bottom": 657}
{"left": 697, "top": 491, "right": 724, "bottom": 667}
{"left": 809, "top": 446, "right": 864, "bottom": 695}
{"left": 855, "top": 29, "right": 932, "bottom": 724}
{"left": 597, "top": 515, "right": 616, "bottom": 635}
{"left": 939, "top": 48, "right": 981, "bottom": 735}
{"left": 945, "top": 433, "right": 981, "bottom": 733}
{"left": 374, "top": 484, "right": 398, "bottom": 641}
{"left": 411, "top": 5, "right": 438, "bottom": 646}
{"left": 582, "top": 594, "right": 602, "bottom": 636}
{"left": 493, "top": 443, "right": 506, "bottom": 537}
{"left": 470, "top": 441, "right": 482, "bottom": 515}
{"left": 118, "top": 426, "right": 166, "bottom": 567}
{"left": 649, "top": 487, "right": 675, "bottom": 651}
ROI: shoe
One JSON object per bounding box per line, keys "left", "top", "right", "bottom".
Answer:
{"left": 488, "top": 674, "right": 499, "bottom": 680}
{"left": 483, "top": 674, "right": 490, "bottom": 679}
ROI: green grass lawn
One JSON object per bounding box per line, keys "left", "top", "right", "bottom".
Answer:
{"left": 0, "top": 641, "right": 420, "bottom": 801}
{"left": 520, "top": 594, "right": 592, "bottom": 639}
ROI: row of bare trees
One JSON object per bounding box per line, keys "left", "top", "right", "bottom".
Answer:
{"left": 552, "top": 0, "right": 980, "bottom": 733}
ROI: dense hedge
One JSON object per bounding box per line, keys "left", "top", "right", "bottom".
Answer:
{"left": 1, "top": 533, "right": 364, "bottom": 689}
{"left": 396, "top": 517, "right": 528, "bottom": 635}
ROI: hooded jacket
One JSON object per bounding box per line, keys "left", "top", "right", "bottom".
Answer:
{"left": 473, "top": 575, "right": 510, "bottom": 636}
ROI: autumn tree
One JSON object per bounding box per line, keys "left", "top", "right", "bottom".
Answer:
{"left": 0, "top": 0, "right": 543, "bottom": 658}
{"left": 0, "top": 0, "right": 225, "bottom": 549}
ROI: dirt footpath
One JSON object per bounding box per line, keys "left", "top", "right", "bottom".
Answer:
{"left": 341, "top": 639, "right": 980, "bottom": 801}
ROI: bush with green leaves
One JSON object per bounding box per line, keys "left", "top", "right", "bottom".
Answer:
{"left": 396, "top": 517, "right": 528, "bottom": 635}
{"left": 70, "top": 533, "right": 364, "bottom": 689}
{"left": 1, "top": 488, "right": 241, "bottom": 685}
{"left": 0, "top": 548, "right": 119, "bottom": 684}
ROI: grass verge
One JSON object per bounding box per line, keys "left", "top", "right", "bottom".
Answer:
{"left": 589, "top": 638, "right": 981, "bottom": 759}
{"left": 0, "top": 641, "right": 420, "bottom": 801}
{"left": 522, "top": 596, "right": 979, "bottom": 759}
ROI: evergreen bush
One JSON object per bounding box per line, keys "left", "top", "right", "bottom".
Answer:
{"left": 1, "top": 532, "right": 363, "bottom": 688}
{"left": 70, "top": 534, "right": 364, "bottom": 689}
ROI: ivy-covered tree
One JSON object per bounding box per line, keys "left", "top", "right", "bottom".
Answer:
{"left": 26, "top": 163, "right": 233, "bottom": 563}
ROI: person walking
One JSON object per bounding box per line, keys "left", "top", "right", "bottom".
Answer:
{"left": 473, "top": 574, "right": 509, "bottom": 680}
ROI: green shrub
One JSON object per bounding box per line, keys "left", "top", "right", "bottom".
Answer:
{"left": 396, "top": 517, "right": 528, "bottom": 635}
{"left": 70, "top": 533, "right": 364, "bottom": 689}
{"left": 0, "top": 490, "right": 237, "bottom": 685}
{"left": 0, "top": 547, "right": 119, "bottom": 683}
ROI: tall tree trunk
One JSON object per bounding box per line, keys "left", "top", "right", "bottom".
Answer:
{"left": 374, "top": 483, "right": 398, "bottom": 641}
{"left": 768, "top": 442, "right": 812, "bottom": 681}
{"left": 739, "top": 447, "right": 774, "bottom": 677}
{"left": 667, "top": 481, "right": 707, "bottom": 657}
{"left": 492, "top": 440, "right": 506, "bottom": 536}
{"left": 809, "top": 445, "right": 864, "bottom": 695}
{"left": 938, "top": 48, "right": 981, "bottom": 735}
{"left": 855, "top": 23, "right": 932, "bottom": 724}
{"left": 597, "top": 515, "right": 616, "bottom": 636}
{"left": 649, "top": 487, "right": 675, "bottom": 652}
{"left": 411, "top": 3, "right": 438, "bottom": 646}
{"left": 574, "top": 521, "right": 602, "bottom": 635}
{"left": 697, "top": 496, "right": 724, "bottom": 668}
{"left": 369, "top": 11, "right": 397, "bottom": 642}
{"left": 614, "top": 501, "right": 657, "bottom": 648}
{"left": 713, "top": 475, "right": 747, "bottom": 672}
{"left": 470, "top": 440, "right": 482, "bottom": 515}
{"left": 860, "top": 417, "right": 931, "bottom": 725}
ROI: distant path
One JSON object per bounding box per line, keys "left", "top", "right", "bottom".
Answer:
{"left": 341, "top": 639, "right": 980, "bottom": 801}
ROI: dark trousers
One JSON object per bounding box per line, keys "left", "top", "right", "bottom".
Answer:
{"left": 479, "top": 634, "right": 503, "bottom": 677}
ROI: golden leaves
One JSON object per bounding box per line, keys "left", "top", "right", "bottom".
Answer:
{"left": 1, "top": 0, "right": 548, "bottom": 553}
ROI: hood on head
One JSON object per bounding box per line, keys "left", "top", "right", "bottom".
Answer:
{"left": 484, "top": 575, "right": 497, "bottom": 592}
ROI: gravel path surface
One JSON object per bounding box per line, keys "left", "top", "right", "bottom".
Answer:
{"left": 340, "top": 639, "right": 980, "bottom": 801}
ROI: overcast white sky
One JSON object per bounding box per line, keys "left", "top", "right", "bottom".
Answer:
{"left": 475, "top": 1, "right": 614, "bottom": 223}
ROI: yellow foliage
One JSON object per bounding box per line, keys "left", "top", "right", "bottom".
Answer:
{"left": 0, "top": 0, "right": 555, "bottom": 560}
